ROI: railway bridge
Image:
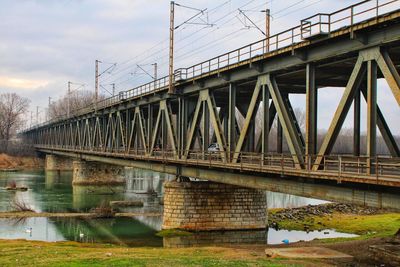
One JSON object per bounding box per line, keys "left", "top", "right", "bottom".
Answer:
{"left": 23, "top": 0, "right": 400, "bottom": 230}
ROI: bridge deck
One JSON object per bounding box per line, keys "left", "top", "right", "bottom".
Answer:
{"left": 37, "top": 146, "right": 400, "bottom": 188}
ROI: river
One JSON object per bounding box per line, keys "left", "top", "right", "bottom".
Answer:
{"left": 0, "top": 169, "right": 357, "bottom": 247}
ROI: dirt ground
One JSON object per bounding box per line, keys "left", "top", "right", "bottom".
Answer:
{"left": 218, "top": 235, "right": 396, "bottom": 266}
{"left": 0, "top": 153, "right": 43, "bottom": 170}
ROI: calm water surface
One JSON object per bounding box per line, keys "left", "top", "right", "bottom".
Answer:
{"left": 0, "top": 169, "right": 355, "bottom": 247}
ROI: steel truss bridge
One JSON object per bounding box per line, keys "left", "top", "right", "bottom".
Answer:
{"left": 24, "top": 0, "right": 400, "bottom": 190}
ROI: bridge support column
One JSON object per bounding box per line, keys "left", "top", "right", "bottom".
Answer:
{"left": 162, "top": 181, "right": 267, "bottom": 231}
{"left": 45, "top": 155, "right": 73, "bottom": 171}
{"left": 72, "top": 160, "right": 125, "bottom": 185}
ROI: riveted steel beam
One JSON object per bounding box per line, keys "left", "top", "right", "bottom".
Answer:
{"left": 228, "top": 83, "right": 237, "bottom": 159}
{"left": 261, "top": 84, "right": 269, "bottom": 157}
{"left": 367, "top": 60, "right": 378, "bottom": 174}
{"left": 233, "top": 75, "right": 266, "bottom": 163}
{"left": 375, "top": 50, "right": 400, "bottom": 106}
{"left": 206, "top": 90, "right": 227, "bottom": 162}
{"left": 353, "top": 89, "right": 361, "bottom": 156}
{"left": 314, "top": 55, "right": 366, "bottom": 170}
{"left": 267, "top": 75, "right": 304, "bottom": 168}
{"left": 305, "top": 63, "right": 317, "bottom": 159}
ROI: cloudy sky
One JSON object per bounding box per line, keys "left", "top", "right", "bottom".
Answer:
{"left": 0, "top": 0, "right": 398, "bottom": 135}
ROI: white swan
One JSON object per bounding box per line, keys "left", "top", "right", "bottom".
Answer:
{"left": 79, "top": 232, "right": 84, "bottom": 238}
{"left": 25, "top": 227, "right": 32, "bottom": 234}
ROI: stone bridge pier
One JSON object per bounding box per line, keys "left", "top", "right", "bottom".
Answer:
{"left": 72, "top": 160, "right": 125, "bottom": 185}
{"left": 45, "top": 154, "right": 73, "bottom": 171}
{"left": 162, "top": 181, "right": 267, "bottom": 231}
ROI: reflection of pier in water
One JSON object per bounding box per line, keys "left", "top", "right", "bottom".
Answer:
{"left": 163, "top": 230, "right": 268, "bottom": 248}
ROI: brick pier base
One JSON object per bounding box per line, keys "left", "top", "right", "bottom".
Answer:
{"left": 72, "top": 160, "right": 125, "bottom": 185}
{"left": 45, "top": 155, "right": 73, "bottom": 171}
{"left": 162, "top": 181, "right": 267, "bottom": 231}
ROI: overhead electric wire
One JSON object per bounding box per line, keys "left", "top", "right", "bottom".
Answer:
{"left": 106, "top": 0, "right": 324, "bottom": 91}
{"left": 100, "top": 0, "right": 263, "bottom": 84}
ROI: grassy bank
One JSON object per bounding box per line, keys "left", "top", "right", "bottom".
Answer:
{"left": 270, "top": 209, "right": 400, "bottom": 240}
{"left": 0, "top": 239, "right": 309, "bottom": 267}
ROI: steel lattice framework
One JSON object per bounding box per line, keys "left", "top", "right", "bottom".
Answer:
{"left": 24, "top": 0, "right": 400, "bottom": 188}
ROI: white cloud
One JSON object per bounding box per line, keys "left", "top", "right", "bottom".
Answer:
{"left": 0, "top": 76, "right": 49, "bottom": 90}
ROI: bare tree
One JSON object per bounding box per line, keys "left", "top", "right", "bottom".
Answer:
{"left": 48, "top": 90, "right": 103, "bottom": 120}
{"left": 0, "top": 93, "right": 30, "bottom": 145}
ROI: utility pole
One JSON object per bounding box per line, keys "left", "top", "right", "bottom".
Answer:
{"left": 95, "top": 59, "right": 100, "bottom": 107}
{"left": 67, "top": 81, "right": 71, "bottom": 117}
{"left": 265, "top": 8, "right": 270, "bottom": 52}
{"left": 48, "top": 97, "right": 52, "bottom": 121}
{"left": 168, "top": 1, "right": 175, "bottom": 94}
{"left": 36, "top": 106, "right": 39, "bottom": 125}
{"left": 112, "top": 83, "right": 115, "bottom": 96}
{"left": 152, "top": 63, "right": 158, "bottom": 81}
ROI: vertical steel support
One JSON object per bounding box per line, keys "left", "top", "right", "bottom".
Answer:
{"left": 261, "top": 84, "right": 269, "bottom": 159}
{"left": 277, "top": 119, "right": 283, "bottom": 153}
{"left": 367, "top": 60, "right": 377, "bottom": 174}
{"left": 353, "top": 89, "right": 361, "bottom": 156}
{"left": 181, "top": 98, "right": 188, "bottom": 158}
{"left": 202, "top": 100, "right": 209, "bottom": 158}
{"left": 228, "top": 83, "right": 237, "bottom": 161}
{"left": 306, "top": 63, "right": 317, "bottom": 163}
{"left": 147, "top": 104, "right": 153, "bottom": 152}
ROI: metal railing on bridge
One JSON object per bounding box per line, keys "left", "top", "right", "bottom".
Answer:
{"left": 36, "top": 144, "right": 400, "bottom": 186}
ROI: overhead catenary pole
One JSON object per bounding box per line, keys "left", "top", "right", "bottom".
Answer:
{"left": 112, "top": 83, "right": 116, "bottom": 96}
{"left": 152, "top": 63, "right": 158, "bottom": 81}
{"left": 265, "top": 8, "right": 270, "bottom": 52}
{"left": 36, "top": 106, "right": 39, "bottom": 125}
{"left": 67, "top": 81, "right": 71, "bottom": 117}
{"left": 95, "top": 59, "right": 100, "bottom": 108}
{"left": 168, "top": 1, "right": 175, "bottom": 94}
{"left": 48, "top": 97, "right": 52, "bottom": 121}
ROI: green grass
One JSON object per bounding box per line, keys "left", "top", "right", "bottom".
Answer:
{"left": 156, "top": 229, "right": 193, "bottom": 237}
{"left": 271, "top": 211, "right": 400, "bottom": 239}
{"left": 0, "top": 239, "right": 308, "bottom": 267}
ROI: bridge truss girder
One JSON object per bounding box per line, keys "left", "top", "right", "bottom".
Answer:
{"left": 25, "top": 42, "right": 400, "bottom": 174}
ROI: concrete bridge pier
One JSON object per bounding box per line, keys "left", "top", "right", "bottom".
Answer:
{"left": 162, "top": 181, "right": 267, "bottom": 231}
{"left": 72, "top": 159, "right": 125, "bottom": 185}
{"left": 45, "top": 154, "right": 73, "bottom": 171}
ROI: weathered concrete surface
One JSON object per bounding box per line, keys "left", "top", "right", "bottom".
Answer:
{"left": 72, "top": 160, "right": 125, "bottom": 185}
{"left": 265, "top": 247, "right": 354, "bottom": 259}
{"left": 45, "top": 154, "right": 73, "bottom": 171}
{"left": 162, "top": 181, "right": 267, "bottom": 231}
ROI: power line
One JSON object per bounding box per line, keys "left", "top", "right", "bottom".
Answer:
{"left": 100, "top": 0, "right": 263, "bottom": 84}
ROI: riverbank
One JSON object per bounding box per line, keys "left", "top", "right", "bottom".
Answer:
{"left": 268, "top": 203, "right": 400, "bottom": 239}
{"left": 0, "top": 153, "right": 43, "bottom": 170}
{"left": 0, "top": 234, "right": 398, "bottom": 266}
{"left": 0, "top": 239, "right": 325, "bottom": 267}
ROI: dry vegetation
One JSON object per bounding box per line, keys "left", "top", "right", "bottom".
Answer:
{"left": 0, "top": 153, "right": 43, "bottom": 170}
